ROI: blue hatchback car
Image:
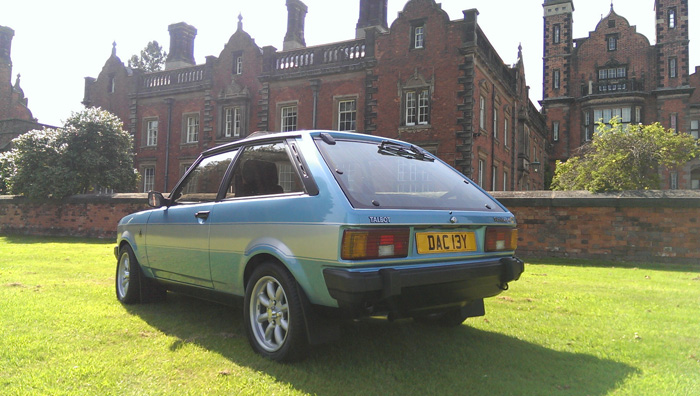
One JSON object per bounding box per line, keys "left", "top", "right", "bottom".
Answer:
{"left": 115, "top": 130, "right": 523, "bottom": 361}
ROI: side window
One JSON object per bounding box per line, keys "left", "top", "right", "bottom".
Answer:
{"left": 226, "top": 142, "right": 303, "bottom": 198}
{"left": 173, "top": 150, "right": 238, "bottom": 204}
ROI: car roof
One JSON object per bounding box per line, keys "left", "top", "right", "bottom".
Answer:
{"left": 200, "top": 130, "right": 392, "bottom": 157}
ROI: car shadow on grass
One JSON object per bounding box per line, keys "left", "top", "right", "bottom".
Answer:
{"left": 126, "top": 292, "right": 637, "bottom": 396}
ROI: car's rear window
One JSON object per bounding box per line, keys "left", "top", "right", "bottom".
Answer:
{"left": 316, "top": 138, "right": 504, "bottom": 212}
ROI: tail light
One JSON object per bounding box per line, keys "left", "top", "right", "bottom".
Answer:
{"left": 341, "top": 228, "right": 410, "bottom": 260}
{"left": 485, "top": 227, "right": 518, "bottom": 252}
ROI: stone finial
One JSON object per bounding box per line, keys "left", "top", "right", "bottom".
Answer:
{"left": 238, "top": 13, "right": 243, "bottom": 31}
{"left": 112, "top": 41, "right": 117, "bottom": 57}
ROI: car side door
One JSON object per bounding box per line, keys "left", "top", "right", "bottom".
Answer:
{"left": 145, "top": 149, "right": 238, "bottom": 287}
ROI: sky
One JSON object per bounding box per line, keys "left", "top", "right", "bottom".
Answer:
{"left": 3, "top": 0, "right": 699, "bottom": 127}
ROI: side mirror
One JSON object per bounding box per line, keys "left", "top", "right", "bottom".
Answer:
{"left": 148, "top": 191, "right": 169, "bottom": 208}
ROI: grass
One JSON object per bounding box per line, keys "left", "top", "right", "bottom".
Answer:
{"left": 1, "top": 235, "right": 698, "bottom": 395}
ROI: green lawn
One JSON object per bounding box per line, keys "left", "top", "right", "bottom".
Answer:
{"left": 1, "top": 235, "right": 698, "bottom": 395}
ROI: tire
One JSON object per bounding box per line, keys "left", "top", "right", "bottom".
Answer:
{"left": 244, "top": 262, "right": 308, "bottom": 362}
{"left": 116, "top": 245, "right": 141, "bottom": 304}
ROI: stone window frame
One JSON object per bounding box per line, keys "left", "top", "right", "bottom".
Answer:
{"left": 399, "top": 71, "right": 432, "bottom": 128}
{"left": 142, "top": 118, "right": 159, "bottom": 147}
{"left": 606, "top": 34, "right": 618, "bottom": 51}
{"left": 668, "top": 7, "right": 677, "bottom": 29}
{"left": 553, "top": 69, "right": 561, "bottom": 90}
{"left": 233, "top": 51, "right": 243, "bottom": 75}
{"left": 410, "top": 19, "right": 427, "bottom": 50}
{"left": 278, "top": 102, "right": 298, "bottom": 132}
{"left": 221, "top": 106, "right": 243, "bottom": 138}
{"left": 183, "top": 112, "right": 200, "bottom": 144}
{"left": 479, "top": 95, "right": 486, "bottom": 132}
{"left": 334, "top": 96, "right": 358, "bottom": 131}
{"left": 491, "top": 164, "right": 498, "bottom": 192}
{"left": 669, "top": 57, "right": 678, "bottom": 79}
{"left": 553, "top": 24, "right": 561, "bottom": 44}
{"left": 108, "top": 74, "right": 116, "bottom": 94}
{"left": 140, "top": 164, "right": 156, "bottom": 193}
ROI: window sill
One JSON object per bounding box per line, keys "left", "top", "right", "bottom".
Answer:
{"left": 398, "top": 124, "right": 432, "bottom": 132}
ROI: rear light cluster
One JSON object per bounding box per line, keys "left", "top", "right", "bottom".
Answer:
{"left": 485, "top": 227, "right": 518, "bottom": 252}
{"left": 341, "top": 228, "right": 410, "bottom": 260}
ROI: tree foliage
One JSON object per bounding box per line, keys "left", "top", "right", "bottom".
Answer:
{"left": 128, "top": 41, "right": 167, "bottom": 72}
{"left": 1, "top": 108, "right": 139, "bottom": 199}
{"left": 551, "top": 120, "right": 699, "bottom": 192}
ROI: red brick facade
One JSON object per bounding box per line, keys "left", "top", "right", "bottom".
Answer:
{"left": 542, "top": 0, "right": 700, "bottom": 189}
{"left": 83, "top": 0, "right": 547, "bottom": 193}
{"left": 0, "top": 25, "right": 46, "bottom": 151}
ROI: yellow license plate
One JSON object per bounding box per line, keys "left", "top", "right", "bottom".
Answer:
{"left": 416, "top": 232, "right": 477, "bottom": 254}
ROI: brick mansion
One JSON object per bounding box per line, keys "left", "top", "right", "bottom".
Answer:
{"left": 3, "top": 0, "right": 699, "bottom": 192}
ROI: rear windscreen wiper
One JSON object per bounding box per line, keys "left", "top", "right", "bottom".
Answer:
{"left": 378, "top": 141, "right": 434, "bottom": 162}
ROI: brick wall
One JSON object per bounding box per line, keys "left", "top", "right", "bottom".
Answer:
{"left": 492, "top": 190, "right": 700, "bottom": 264}
{"left": 0, "top": 194, "right": 149, "bottom": 239}
{"left": 1, "top": 191, "right": 698, "bottom": 264}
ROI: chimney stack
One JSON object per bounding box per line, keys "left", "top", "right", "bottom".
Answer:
{"left": 284, "top": 0, "right": 307, "bottom": 51}
{"left": 165, "top": 22, "right": 197, "bottom": 70}
{"left": 356, "top": 0, "right": 388, "bottom": 39}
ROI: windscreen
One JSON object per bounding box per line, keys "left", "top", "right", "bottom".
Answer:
{"left": 316, "top": 138, "right": 504, "bottom": 212}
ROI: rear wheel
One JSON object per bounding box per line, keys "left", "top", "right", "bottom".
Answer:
{"left": 244, "top": 262, "right": 308, "bottom": 361}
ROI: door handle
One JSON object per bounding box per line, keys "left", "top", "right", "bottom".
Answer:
{"left": 194, "top": 211, "right": 210, "bottom": 220}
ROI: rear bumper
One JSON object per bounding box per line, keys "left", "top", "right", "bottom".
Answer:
{"left": 323, "top": 257, "right": 524, "bottom": 314}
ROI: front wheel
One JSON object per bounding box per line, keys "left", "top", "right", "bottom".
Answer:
{"left": 116, "top": 245, "right": 141, "bottom": 304}
{"left": 243, "top": 262, "right": 308, "bottom": 361}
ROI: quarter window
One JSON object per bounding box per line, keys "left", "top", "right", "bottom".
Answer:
{"left": 553, "top": 69, "right": 560, "bottom": 89}
{"left": 553, "top": 24, "right": 561, "bottom": 44}
{"left": 227, "top": 142, "right": 303, "bottom": 198}
{"left": 338, "top": 100, "right": 357, "bottom": 131}
{"left": 281, "top": 105, "right": 298, "bottom": 132}
{"left": 553, "top": 121, "right": 560, "bottom": 142}
{"left": 504, "top": 118, "right": 509, "bottom": 147}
